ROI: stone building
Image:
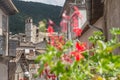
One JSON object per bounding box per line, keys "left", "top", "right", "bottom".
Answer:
{"left": 25, "top": 17, "right": 37, "bottom": 43}
{"left": 25, "top": 17, "right": 49, "bottom": 43}
{"left": 10, "top": 17, "right": 49, "bottom": 44}
{"left": 11, "top": 42, "right": 36, "bottom": 80}
{"left": 9, "top": 17, "right": 48, "bottom": 80}
{"left": 0, "top": 0, "right": 18, "bottom": 80}
{"left": 10, "top": 38, "right": 47, "bottom": 80}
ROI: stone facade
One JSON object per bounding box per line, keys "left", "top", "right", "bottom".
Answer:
{"left": 25, "top": 17, "right": 36, "bottom": 43}
{"left": 25, "top": 17, "right": 49, "bottom": 44}
{"left": 104, "top": 0, "right": 120, "bottom": 54}
{"left": 0, "top": 58, "right": 8, "bottom": 80}
{"left": 0, "top": 8, "right": 8, "bottom": 56}
{"left": 0, "top": 0, "right": 18, "bottom": 80}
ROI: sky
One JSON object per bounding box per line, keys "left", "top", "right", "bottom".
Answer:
{"left": 22, "top": 0, "right": 65, "bottom": 6}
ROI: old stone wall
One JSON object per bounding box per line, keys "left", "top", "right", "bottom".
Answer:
{"left": 104, "top": 0, "right": 120, "bottom": 38}
{"left": 104, "top": 0, "right": 120, "bottom": 54}
{"left": 0, "top": 57, "right": 8, "bottom": 80}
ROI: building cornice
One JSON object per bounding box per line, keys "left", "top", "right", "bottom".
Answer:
{"left": 0, "top": 0, "right": 19, "bottom": 15}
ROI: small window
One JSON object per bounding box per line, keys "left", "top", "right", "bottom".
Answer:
{"left": 25, "top": 49, "right": 30, "bottom": 54}
{"left": 36, "top": 34, "right": 38, "bottom": 37}
{"left": 75, "top": 0, "right": 86, "bottom": 5}
{"left": 0, "top": 36, "right": 3, "bottom": 54}
{"left": 36, "top": 29, "right": 39, "bottom": 33}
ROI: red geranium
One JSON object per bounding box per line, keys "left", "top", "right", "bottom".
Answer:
{"left": 71, "top": 6, "right": 82, "bottom": 28}
{"left": 47, "top": 25, "right": 54, "bottom": 35}
{"left": 73, "top": 27, "right": 82, "bottom": 37}
{"left": 70, "top": 42, "right": 86, "bottom": 61}
{"left": 71, "top": 50, "right": 84, "bottom": 61}
{"left": 75, "top": 53, "right": 84, "bottom": 61}
{"left": 60, "top": 11, "right": 70, "bottom": 32}
{"left": 75, "top": 42, "right": 86, "bottom": 51}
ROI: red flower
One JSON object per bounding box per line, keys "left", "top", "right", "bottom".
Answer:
{"left": 75, "top": 42, "right": 86, "bottom": 51}
{"left": 70, "top": 42, "right": 86, "bottom": 61}
{"left": 72, "top": 6, "right": 82, "bottom": 19}
{"left": 62, "top": 10, "right": 70, "bottom": 20}
{"left": 71, "top": 51, "right": 84, "bottom": 61}
{"left": 75, "top": 53, "right": 84, "bottom": 61}
{"left": 71, "top": 6, "right": 82, "bottom": 28}
{"left": 47, "top": 25, "right": 54, "bottom": 35}
{"left": 60, "top": 20, "right": 68, "bottom": 32}
{"left": 47, "top": 74, "right": 56, "bottom": 80}
{"left": 59, "top": 36, "right": 65, "bottom": 45}
{"left": 60, "top": 11, "right": 70, "bottom": 32}
{"left": 71, "top": 51, "right": 77, "bottom": 56}
{"left": 73, "top": 27, "right": 82, "bottom": 37}
{"left": 71, "top": 17, "right": 79, "bottom": 28}
{"left": 47, "top": 19, "right": 54, "bottom": 36}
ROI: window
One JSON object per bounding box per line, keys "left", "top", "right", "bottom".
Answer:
{"left": 2, "top": 35, "right": 6, "bottom": 54}
{"left": 9, "top": 40, "right": 18, "bottom": 56}
{"left": 0, "top": 36, "right": 3, "bottom": 54}
{"left": 25, "top": 49, "right": 30, "bottom": 54}
{"left": 76, "top": 0, "right": 85, "bottom": 4}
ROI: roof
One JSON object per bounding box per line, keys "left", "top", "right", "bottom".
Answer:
{"left": 19, "top": 42, "right": 35, "bottom": 48}
{"left": 0, "top": 0, "right": 19, "bottom": 15}
{"left": 60, "top": 0, "right": 74, "bottom": 17}
{"left": 35, "top": 40, "right": 47, "bottom": 50}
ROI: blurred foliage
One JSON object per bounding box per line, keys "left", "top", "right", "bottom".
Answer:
{"left": 38, "top": 19, "right": 47, "bottom": 32}
{"left": 35, "top": 28, "right": 120, "bottom": 80}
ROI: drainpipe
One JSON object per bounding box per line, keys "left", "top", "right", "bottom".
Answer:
{"left": 8, "top": 61, "right": 9, "bottom": 80}
{"left": 103, "top": 0, "right": 108, "bottom": 41}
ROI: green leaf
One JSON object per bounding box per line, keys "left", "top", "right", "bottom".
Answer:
{"left": 38, "top": 64, "right": 44, "bottom": 74}
{"left": 97, "top": 40, "right": 106, "bottom": 50}
{"left": 106, "top": 42, "right": 120, "bottom": 52}
{"left": 64, "top": 40, "right": 73, "bottom": 48}
{"left": 35, "top": 55, "right": 42, "bottom": 63}
{"left": 52, "top": 61, "right": 65, "bottom": 75}
{"left": 110, "top": 28, "right": 120, "bottom": 35}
